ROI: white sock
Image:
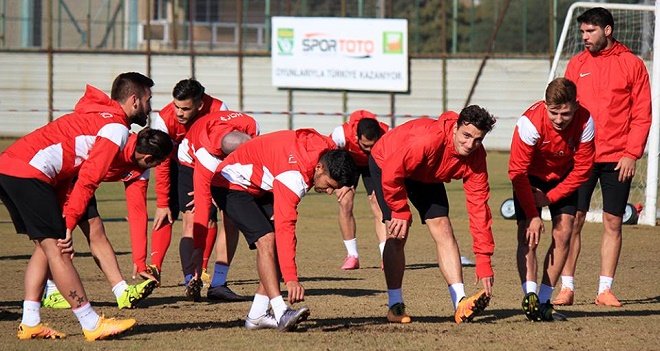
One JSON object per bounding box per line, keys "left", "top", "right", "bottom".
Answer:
{"left": 522, "top": 281, "right": 538, "bottom": 295}
{"left": 270, "top": 296, "right": 288, "bottom": 322}
{"left": 378, "top": 241, "right": 386, "bottom": 258}
{"left": 538, "top": 284, "right": 554, "bottom": 303}
{"left": 387, "top": 289, "right": 403, "bottom": 308}
{"left": 343, "top": 238, "right": 359, "bottom": 257}
{"left": 449, "top": 283, "right": 466, "bottom": 309}
{"left": 112, "top": 281, "right": 129, "bottom": 299}
{"left": 598, "top": 276, "right": 614, "bottom": 294}
{"left": 247, "top": 293, "right": 270, "bottom": 319}
{"left": 560, "top": 276, "right": 574, "bottom": 291}
{"left": 21, "top": 300, "right": 41, "bottom": 326}
{"left": 45, "top": 279, "right": 59, "bottom": 297}
{"left": 73, "top": 303, "right": 100, "bottom": 331}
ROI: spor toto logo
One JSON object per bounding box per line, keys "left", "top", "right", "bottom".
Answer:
{"left": 301, "top": 33, "right": 375, "bottom": 58}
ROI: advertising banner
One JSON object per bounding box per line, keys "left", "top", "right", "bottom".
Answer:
{"left": 272, "top": 17, "right": 408, "bottom": 92}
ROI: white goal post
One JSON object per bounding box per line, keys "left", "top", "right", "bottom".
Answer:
{"left": 548, "top": 1, "right": 659, "bottom": 226}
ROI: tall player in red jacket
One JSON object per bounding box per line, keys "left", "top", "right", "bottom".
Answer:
{"left": 329, "top": 110, "right": 388, "bottom": 270}
{"left": 210, "top": 129, "right": 356, "bottom": 331}
{"left": 178, "top": 110, "right": 259, "bottom": 301}
{"left": 0, "top": 72, "right": 153, "bottom": 341}
{"left": 42, "top": 129, "right": 172, "bottom": 310}
{"left": 556, "top": 7, "right": 652, "bottom": 307}
{"left": 509, "top": 78, "right": 595, "bottom": 322}
{"left": 369, "top": 105, "right": 495, "bottom": 325}
{"left": 148, "top": 79, "right": 228, "bottom": 288}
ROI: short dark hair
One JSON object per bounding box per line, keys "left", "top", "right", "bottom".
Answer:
{"left": 458, "top": 105, "right": 496, "bottom": 134}
{"left": 357, "top": 118, "right": 384, "bottom": 141}
{"left": 135, "top": 128, "right": 173, "bottom": 161}
{"left": 545, "top": 77, "right": 577, "bottom": 106}
{"left": 111, "top": 72, "right": 154, "bottom": 103}
{"left": 172, "top": 78, "right": 205, "bottom": 102}
{"left": 577, "top": 7, "right": 614, "bottom": 31}
{"left": 319, "top": 149, "right": 357, "bottom": 188}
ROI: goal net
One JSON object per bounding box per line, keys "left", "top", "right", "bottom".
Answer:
{"left": 548, "top": 2, "right": 659, "bottom": 226}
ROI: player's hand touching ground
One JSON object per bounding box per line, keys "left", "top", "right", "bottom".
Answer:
{"left": 286, "top": 281, "right": 305, "bottom": 304}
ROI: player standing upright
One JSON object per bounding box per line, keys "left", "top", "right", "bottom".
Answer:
{"left": 555, "top": 7, "right": 652, "bottom": 307}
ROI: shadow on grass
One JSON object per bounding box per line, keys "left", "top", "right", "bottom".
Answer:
{"left": 0, "top": 251, "right": 130, "bottom": 261}
{"left": 305, "top": 287, "right": 382, "bottom": 298}
{"left": 129, "top": 318, "right": 246, "bottom": 336}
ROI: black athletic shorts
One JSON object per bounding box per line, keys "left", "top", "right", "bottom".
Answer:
{"left": 211, "top": 186, "right": 273, "bottom": 249}
{"left": 178, "top": 163, "right": 218, "bottom": 221}
{"left": 513, "top": 175, "right": 577, "bottom": 221}
{"left": 350, "top": 166, "right": 376, "bottom": 195}
{"left": 0, "top": 174, "right": 66, "bottom": 240}
{"left": 576, "top": 162, "right": 631, "bottom": 216}
{"left": 78, "top": 196, "right": 101, "bottom": 222}
{"left": 369, "top": 156, "right": 449, "bottom": 224}
{"left": 168, "top": 159, "right": 181, "bottom": 221}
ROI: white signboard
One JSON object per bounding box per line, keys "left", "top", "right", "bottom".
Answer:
{"left": 271, "top": 17, "right": 408, "bottom": 92}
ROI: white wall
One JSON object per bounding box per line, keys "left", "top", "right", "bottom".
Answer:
{"left": 0, "top": 52, "right": 552, "bottom": 149}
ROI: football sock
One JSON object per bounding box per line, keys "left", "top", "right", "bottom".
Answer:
{"left": 522, "top": 281, "right": 538, "bottom": 295}
{"left": 387, "top": 289, "right": 403, "bottom": 308}
{"left": 184, "top": 274, "right": 194, "bottom": 285}
{"left": 378, "top": 241, "right": 386, "bottom": 259}
{"left": 598, "top": 276, "right": 613, "bottom": 294}
{"left": 449, "top": 283, "right": 466, "bottom": 309}
{"left": 343, "top": 238, "right": 359, "bottom": 257}
{"left": 179, "top": 237, "right": 195, "bottom": 279}
{"left": 270, "top": 296, "right": 288, "bottom": 322}
{"left": 21, "top": 300, "right": 41, "bottom": 326}
{"left": 45, "top": 279, "right": 59, "bottom": 296}
{"left": 561, "top": 275, "right": 574, "bottom": 290}
{"left": 203, "top": 225, "right": 218, "bottom": 269}
{"left": 150, "top": 223, "right": 173, "bottom": 269}
{"left": 538, "top": 284, "right": 554, "bottom": 303}
{"left": 247, "top": 293, "right": 270, "bottom": 319}
{"left": 112, "top": 281, "right": 129, "bottom": 299}
{"left": 73, "top": 303, "right": 100, "bottom": 331}
{"left": 210, "top": 263, "right": 229, "bottom": 288}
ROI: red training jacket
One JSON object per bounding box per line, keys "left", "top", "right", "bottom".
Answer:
{"left": 508, "top": 101, "right": 595, "bottom": 218}
{"left": 565, "top": 41, "right": 651, "bottom": 162}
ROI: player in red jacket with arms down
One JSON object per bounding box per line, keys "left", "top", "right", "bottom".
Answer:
{"left": 210, "top": 129, "right": 357, "bottom": 331}
{"left": 148, "top": 79, "right": 231, "bottom": 291}
{"left": 0, "top": 72, "right": 154, "bottom": 341}
{"left": 369, "top": 105, "right": 496, "bottom": 325}
{"left": 178, "top": 110, "right": 259, "bottom": 301}
{"left": 556, "top": 7, "right": 652, "bottom": 307}
{"left": 329, "top": 109, "right": 389, "bottom": 270}
{"left": 509, "top": 78, "right": 594, "bottom": 322}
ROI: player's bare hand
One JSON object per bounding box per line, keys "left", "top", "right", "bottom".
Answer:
{"left": 615, "top": 156, "right": 636, "bottom": 182}
{"left": 531, "top": 187, "right": 550, "bottom": 207}
{"left": 153, "top": 207, "right": 173, "bottom": 230}
{"left": 57, "top": 228, "right": 75, "bottom": 259}
{"left": 476, "top": 275, "right": 494, "bottom": 296}
{"left": 335, "top": 186, "right": 355, "bottom": 202}
{"left": 387, "top": 218, "right": 409, "bottom": 239}
{"left": 286, "top": 281, "right": 305, "bottom": 304}
{"left": 526, "top": 217, "right": 543, "bottom": 248}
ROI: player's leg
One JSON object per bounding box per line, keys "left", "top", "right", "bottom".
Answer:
{"left": 595, "top": 163, "right": 630, "bottom": 307}
{"left": 207, "top": 211, "right": 246, "bottom": 301}
{"left": 363, "top": 170, "right": 387, "bottom": 263}
{"left": 511, "top": 188, "right": 540, "bottom": 319}
{"left": 150, "top": 160, "right": 180, "bottom": 273}
{"left": 338, "top": 184, "right": 360, "bottom": 270}
{"left": 177, "top": 164, "right": 203, "bottom": 300}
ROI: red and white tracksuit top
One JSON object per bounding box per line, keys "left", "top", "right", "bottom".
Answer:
{"left": 176, "top": 111, "right": 260, "bottom": 241}
{"left": 0, "top": 85, "right": 131, "bottom": 230}
{"left": 370, "top": 113, "right": 495, "bottom": 278}
{"left": 565, "top": 41, "right": 651, "bottom": 162}
{"left": 508, "top": 101, "right": 595, "bottom": 218}
{"left": 211, "top": 129, "right": 337, "bottom": 283}
{"left": 150, "top": 93, "right": 228, "bottom": 208}
{"left": 330, "top": 110, "right": 389, "bottom": 167}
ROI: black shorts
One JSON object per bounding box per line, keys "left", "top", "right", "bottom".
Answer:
{"left": 369, "top": 156, "right": 449, "bottom": 224}
{"left": 0, "top": 174, "right": 66, "bottom": 240}
{"left": 168, "top": 159, "right": 181, "bottom": 221}
{"left": 350, "top": 166, "right": 376, "bottom": 195}
{"left": 178, "top": 164, "right": 218, "bottom": 221}
{"left": 78, "top": 196, "right": 101, "bottom": 222}
{"left": 211, "top": 186, "right": 273, "bottom": 249}
{"left": 513, "top": 176, "right": 577, "bottom": 221}
{"left": 577, "top": 162, "right": 631, "bottom": 216}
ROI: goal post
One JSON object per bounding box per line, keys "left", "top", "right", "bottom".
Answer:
{"left": 548, "top": 1, "right": 659, "bottom": 226}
